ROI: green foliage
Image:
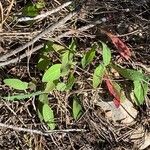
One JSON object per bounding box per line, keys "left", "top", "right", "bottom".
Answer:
{"left": 56, "top": 83, "right": 66, "bottom": 91}
{"left": 42, "top": 104, "right": 56, "bottom": 129}
{"left": 101, "top": 42, "right": 111, "bottom": 66}
{"left": 111, "top": 80, "right": 126, "bottom": 102}
{"left": 81, "top": 44, "right": 96, "bottom": 68}
{"left": 44, "top": 81, "right": 56, "bottom": 93}
{"left": 35, "top": 1, "right": 45, "bottom": 9}
{"left": 3, "top": 39, "right": 149, "bottom": 129}
{"left": 73, "top": 97, "right": 82, "bottom": 120}
{"left": 22, "top": 1, "right": 45, "bottom": 17}
{"left": 69, "top": 38, "right": 77, "bottom": 52}
{"left": 37, "top": 94, "right": 48, "bottom": 122}
{"left": 42, "top": 64, "right": 62, "bottom": 82}
{"left": 2, "top": 91, "right": 43, "bottom": 101}
{"left": 133, "top": 80, "right": 149, "bottom": 105}
{"left": 37, "top": 56, "right": 51, "bottom": 71}
{"left": 61, "top": 50, "right": 73, "bottom": 76}
{"left": 66, "top": 73, "right": 75, "bottom": 90}
{"left": 112, "top": 63, "right": 144, "bottom": 81}
{"left": 4, "top": 79, "right": 28, "bottom": 90}
{"left": 92, "top": 64, "right": 106, "bottom": 88}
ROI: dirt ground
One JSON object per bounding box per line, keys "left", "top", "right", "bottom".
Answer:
{"left": 0, "top": 0, "right": 150, "bottom": 149}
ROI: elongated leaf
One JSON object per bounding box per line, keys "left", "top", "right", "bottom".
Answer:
{"left": 133, "top": 80, "right": 148, "bottom": 105}
{"left": 101, "top": 42, "right": 111, "bottom": 66}
{"left": 73, "top": 97, "right": 82, "bottom": 120}
{"left": 112, "top": 81, "right": 126, "bottom": 102}
{"left": 42, "top": 64, "right": 61, "bottom": 82}
{"left": 102, "top": 30, "right": 131, "bottom": 60}
{"left": 69, "top": 38, "right": 76, "bottom": 51}
{"left": 42, "top": 104, "right": 56, "bottom": 129}
{"left": 112, "top": 63, "right": 144, "bottom": 81}
{"left": 93, "top": 64, "right": 106, "bottom": 88}
{"left": 37, "top": 94, "right": 49, "bottom": 122}
{"left": 56, "top": 83, "right": 66, "bottom": 91}
{"left": 66, "top": 73, "right": 75, "bottom": 90}
{"left": 2, "top": 91, "right": 43, "bottom": 101}
{"left": 61, "top": 50, "right": 73, "bottom": 76}
{"left": 105, "top": 76, "right": 121, "bottom": 108}
{"left": 81, "top": 44, "right": 96, "bottom": 68}
{"left": 4, "top": 79, "right": 28, "bottom": 90}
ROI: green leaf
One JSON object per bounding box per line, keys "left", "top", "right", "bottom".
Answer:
{"left": 61, "top": 50, "right": 73, "bottom": 76}
{"left": 66, "top": 73, "right": 75, "bottom": 90}
{"left": 101, "top": 42, "right": 111, "bottom": 66}
{"left": 42, "top": 104, "right": 56, "bottom": 130}
{"left": 73, "top": 97, "right": 82, "bottom": 120}
{"left": 69, "top": 38, "right": 76, "bottom": 51}
{"left": 44, "top": 80, "right": 56, "bottom": 92}
{"left": 81, "top": 44, "right": 96, "bottom": 68}
{"left": 2, "top": 91, "right": 43, "bottom": 101}
{"left": 35, "top": 1, "right": 45, "bottom": 9}
{"left": 22, "top": 4, "right": 38, "bottom": 17}
{"left": 37, "top": 57, "right": 51, "bottom": 71}
{"left": 4, "top": 79, "right": 28, "bottom": 90}
{"left": 111, "top": 81, "right": 126, "bottom": 102}
{"left": 92, "top": 64, "right": 106, "bottom": 88}
{"left": 56, "top": 83, "right": 66, "bottom": 91}
{"left": 38, "top": 93, "right": 49, "bottom": 104}
{"left": 52, "top": 43, "right": 65, "bottom": 52}
{"left": 112, "top": 64, "right": 144, "bottom": 81}
{"left": 37, "top": 94, "right": 49, "bottom": 122}
{"left": 42, "top": 64, "right": 61, "bottom": 82}
{"left": 133, "top": 80, "right": 148, "bottom": 105}
{"left": 43, "top": 41, "right": 65, "bottom": 52}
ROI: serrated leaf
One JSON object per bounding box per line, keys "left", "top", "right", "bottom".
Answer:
{"left": 112, "top": 63, "right": 144, "bottom": 81}
{"left": 93, "top": 64, "right": 106, "bottom": 88}
{"left": 73, "top": 97, "right": 82, "bottom": 120}
{"left": 133, "top": 80, "right": 148, "bottom": 105}
{"left": 42, "top": 104, "right": 56, "bottom": 129}
{"left": 42, "top": 64, "right": 61, "bottom": 82}
{"left": 66, "top": 73, "right": 75, "bottom": 90}
{"left": 101, "top": 42, "right": 111, "bottom": 66}
{"left": 2, "top": 91, "right": 43, "bottom": 101}
{"left": 81, "top": 44, "right": 96, "bottom": 68}
{"left": 56, "top": 83, "right": 66, "bottom": 91}
{"left": 4, "top": 79, "right": 28, "bottom": 90}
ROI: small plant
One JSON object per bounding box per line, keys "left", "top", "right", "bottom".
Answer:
{"left": 22, "top": 0, "right": 45, "bottom": 17}
{"left": 2, "top": 39, "right": 149, "bottom": 129}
